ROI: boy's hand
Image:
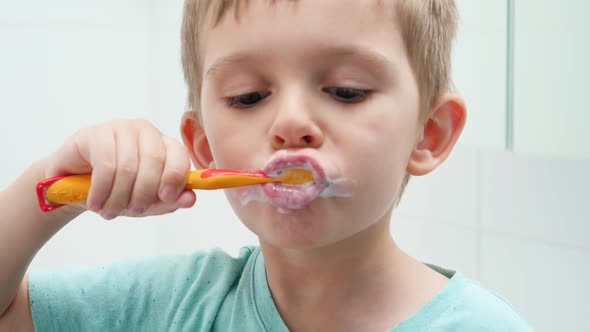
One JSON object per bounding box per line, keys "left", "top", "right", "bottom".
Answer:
{"left": 45, "top": 119, "right": 196, "bottom": 220}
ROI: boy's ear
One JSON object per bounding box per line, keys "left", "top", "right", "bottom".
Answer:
{"left": 181, "top": 111, "right": 215, "bottom": 169}
{"left": 406, "top": 94, "right": 466, "bottom": 176}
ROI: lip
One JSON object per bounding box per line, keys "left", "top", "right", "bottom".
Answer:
{"left": 261, "top": 153, "right": 329, "bottom": 210}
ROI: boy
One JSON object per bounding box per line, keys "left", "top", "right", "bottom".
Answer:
{"left": 0, "top": 0, "right": 533, "bottom": 331}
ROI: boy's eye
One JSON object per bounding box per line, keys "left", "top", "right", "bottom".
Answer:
{"left": 226, "top": 91, "right": 271, "bottom": 109}
{"left": 322, "top": 87, "right": 369, "bottom": 103}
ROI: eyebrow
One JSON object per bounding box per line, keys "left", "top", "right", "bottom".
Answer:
{"left": 315, "top": 45, "right": 397, "bottom": 74}
{"left": 205, "top": 53, "right": 268, "bottom": 78}
{"left": 205, "top": 45, "right": 397, "bottom": 79}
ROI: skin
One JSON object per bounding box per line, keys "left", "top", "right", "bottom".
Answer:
{"left": 0, "top": 0, "right": 465, "bottom": 331}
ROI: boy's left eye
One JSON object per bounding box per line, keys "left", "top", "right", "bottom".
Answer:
{"left": 322, "top": 87, "right": 370, "bottom": 103}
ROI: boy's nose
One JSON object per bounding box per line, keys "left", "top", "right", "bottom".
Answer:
{"left": 268, "top": 96, "right": 324, "bottom": 150}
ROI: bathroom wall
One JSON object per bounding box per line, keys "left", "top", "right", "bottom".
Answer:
{"left": 1, "top": 1, "right": 587, "bottom": 330}
{"left": 394, "top": 146, "right": 589, "bottom": 331}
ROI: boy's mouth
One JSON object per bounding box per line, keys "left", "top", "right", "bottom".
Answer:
{"left": 262, "top": 153, "right": 329, "bottom": 210}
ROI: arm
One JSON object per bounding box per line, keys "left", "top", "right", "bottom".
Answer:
{"left": 0, "top": 158, "right": 83, "bottom": 317}
{"left": 0, "top": 119, "right": 196, "bottom": 327}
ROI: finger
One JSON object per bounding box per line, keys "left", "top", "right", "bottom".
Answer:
{"left": 127, "top": 125, "right": 166, "bottom": 215}
{"left": 158, "top": 136, "right": 191, "bottom": 203}
{"left": 45, "top": 133, "right": 92, "bottom": 178}
{"left": 85, "top": 128, "right": 117, "bottom": 213}
{"left": 138, "top": 190, "right": 196, "bottom": 216}
{"left": 99, "top": 127, "right": 139, "bottom": 220}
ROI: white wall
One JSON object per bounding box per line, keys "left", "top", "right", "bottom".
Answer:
{"left": 513, "top": 0, "right": 590, "bottom": 159}
{"left": 395, "top": 147, "right": 590, "bottom": 331}
{"left": 453, "top": 0, "right": 508, "bottom": 150}
{"left": 1, "top": 1, "right": 588, "bottom": 331}
{"left": 0, "top": 1, "right": 154, "bottom": 184}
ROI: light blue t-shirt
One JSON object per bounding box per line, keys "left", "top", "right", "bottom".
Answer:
{"left": 29, "top": 246, "right": 533, "bottom": 331}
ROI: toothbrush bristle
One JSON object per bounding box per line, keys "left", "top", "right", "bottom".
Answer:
{"left": 277, "top": 168, "right": 314, "bottom": 184}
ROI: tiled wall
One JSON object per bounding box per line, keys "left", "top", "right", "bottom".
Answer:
{"left": 394, "top": 147, "right": 590, "bottom": 331}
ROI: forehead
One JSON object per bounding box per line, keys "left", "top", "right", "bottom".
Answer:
{"left": 199, "top": 0, "right": 405, "bottom": 72}
{"left": 201, "top": 0, "right": 396, "bottom": 28}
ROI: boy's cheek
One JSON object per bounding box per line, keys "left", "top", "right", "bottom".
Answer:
{"left": 203, "top": 125, "right": 254, "bottom": 167}
{"left": 209, "top": 140, "right": 267, "bottom": 171}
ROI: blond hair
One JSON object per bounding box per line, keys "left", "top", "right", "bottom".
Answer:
{"left": 181, "top": 0, "right": 458, "bottom": 117}
{"left": 180, "top": 0, "right": 459, "bottom": 204}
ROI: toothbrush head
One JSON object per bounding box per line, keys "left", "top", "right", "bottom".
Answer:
{"left": 275, "top": 168, "right": 314, "bottom": 185}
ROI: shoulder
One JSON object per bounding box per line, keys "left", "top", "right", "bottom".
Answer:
{"left": 30, "top": 245, "right": 259, "bottom": 295}
{"left": 433, "top": 274, "right": 534, "bottom": 331}
{"left": 28, "top": 246, "right": 260, "bottom": 331}
{"left": 131, "top": 245, "right": 258, "bottom": 278}
{"left": 93, "top": 245, "right": 260, "bottom": 297}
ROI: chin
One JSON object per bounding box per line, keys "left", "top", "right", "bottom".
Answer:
{"left": 233, "top": 199, "right": 340, "bottom": 249}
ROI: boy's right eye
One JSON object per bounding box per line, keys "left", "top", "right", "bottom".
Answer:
{"left": 226, "top": 91, "right": 271, "bottom": 109}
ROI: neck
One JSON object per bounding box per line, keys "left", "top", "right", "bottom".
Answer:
{"left": 259, "top": 210, "right": 450, "bottom": 331}
{"left": 260, "top": 209, "right": 403, "bottom": 309}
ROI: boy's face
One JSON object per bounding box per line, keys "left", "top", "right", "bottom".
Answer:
{"left": 191, "top": 0, "right": 424, "bottom": 249}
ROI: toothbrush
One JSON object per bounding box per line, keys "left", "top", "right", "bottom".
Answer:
{"left": 36, "top": 168, "right": 314, "bottom": 212}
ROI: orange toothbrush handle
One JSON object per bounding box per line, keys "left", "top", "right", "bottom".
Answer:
{"left": 44, "top": 174, "right": 91, "bottom": 204}
{"left": 36, "top": 169, "right": 272, "bottom": 211}
{"left": 37, "top": 174, "right": 92, "bottom": 211}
